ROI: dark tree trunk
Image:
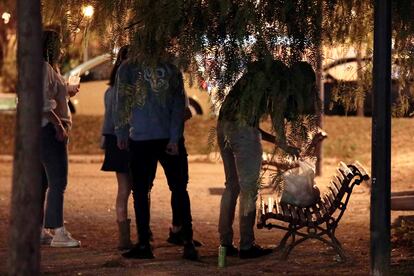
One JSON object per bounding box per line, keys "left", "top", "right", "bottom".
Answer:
{"left": 315, "top": 0, "right": 324, "bottom": 176}
{"left": 8, "top": 0, "right": 43, "bottom": 275}
{"left": 371, "top": 0, "right": 392, "bottom": 274}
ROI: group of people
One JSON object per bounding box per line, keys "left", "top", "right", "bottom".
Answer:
{"left": 101, "top": 45, "right": 200, "bottom": 260}
{"left": 39, "top": 28, "right": 319, "bottom": 261}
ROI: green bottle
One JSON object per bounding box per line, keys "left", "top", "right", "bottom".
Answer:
{"left": 218, "top": 245, "right": 227, "bottom": 268}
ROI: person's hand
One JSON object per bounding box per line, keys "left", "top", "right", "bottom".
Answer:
{"left": 117, "top": 138, "right": 128, "bottom": 150}
{"left": 100, "top": 136, "right": 106, "bottom": 150}
{"left": 165, "top": 142, "right": 179, "bottom": 155}
{"left": 284, "top": 145, "right": 300, "bottom": 158}
{"left": 184, "top": 107, "right": 193, "bottom": 122}
{"left": 67, "top": 84, "right": 80, "bottom": 97}
{"left": 54, "top": 123, "right": 68, "bottom": 142}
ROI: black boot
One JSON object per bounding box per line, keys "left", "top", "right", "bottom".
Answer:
{"left": 167, "top": 227, "right": 202, "bottom": 247}
{"left": 117, "top": 219, "right": 133, "bottom": 250}
{"left": 122, "top": 243, "right": 154, "bottom": 259}
{"left": 183, "top": 241, "right": 199, "bottom": 261}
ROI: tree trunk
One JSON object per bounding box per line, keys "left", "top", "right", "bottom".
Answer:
{"left": 371, "top": 0, "right": 392, "bottom": 274}
{"left": 8, "top": 0, "right": 43, "bottom": 275}
{"left": 315, "top": 0, "right": 324, "bottom": 176}
{"left": 356, "top": 45, "right": 365, "bottom": 116}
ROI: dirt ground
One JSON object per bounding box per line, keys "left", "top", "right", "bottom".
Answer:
{"left": 0, "top": 157, "right": 413, "bottom": 275}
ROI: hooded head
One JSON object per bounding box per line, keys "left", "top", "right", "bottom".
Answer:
{"left": 286, "top": 61, "right": 319, "bottom": 119}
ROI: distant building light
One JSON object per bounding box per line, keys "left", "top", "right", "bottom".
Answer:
{"left": 2, "top": 12, "right": 11, "bottom": 24}
{"left": 82, "top": 5, "right": 94, "bottom": 18}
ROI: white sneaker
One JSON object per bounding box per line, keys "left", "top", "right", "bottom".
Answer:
{"left": 50, "top": 227, "right": 81, "bottom": 248}
{"left": 40, "top": 228, "right": 54, "bottom": 245}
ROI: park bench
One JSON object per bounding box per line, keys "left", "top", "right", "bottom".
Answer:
{"left": 257, "top": 161, "right": 370, "bottom": 261}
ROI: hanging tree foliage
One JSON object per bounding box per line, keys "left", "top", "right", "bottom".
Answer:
{"left": 40, "top": 0, "right": 414, "bottom": 189}
{"left": 324, "top": 0, "right": 414, "bottom": 116}
{"left": 37, "top": 0, "right": 414, "bottom": 118}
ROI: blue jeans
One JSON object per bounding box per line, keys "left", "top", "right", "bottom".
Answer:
{"left": 217, "top": 120, "right": 263, "bottom": 250}
{"left": 40, "top": 123, "right": 68, "bottom": 229}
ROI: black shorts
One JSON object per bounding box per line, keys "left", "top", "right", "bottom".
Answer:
{"left": 101, "top": 134, "right": 130, "bottom": 173}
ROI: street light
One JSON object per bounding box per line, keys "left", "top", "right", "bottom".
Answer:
{"left": 81, "top": 5, "right": 94, "bottom": 62}
{"left": 82, "top": 5, "right": 94, "bottom": 18}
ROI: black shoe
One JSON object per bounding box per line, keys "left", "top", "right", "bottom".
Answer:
{"left": 221, "top": 244, "right": 239, "bottom": 257}
{"left": 122, "top": 243, "right": 154, "bottom": 259}
{"left": 239, "top": 244, "right": 273, "bottom": 259}
{"left": 167, "top": 228, "right": 202, "bottom": 247}
{"left": 183, "top": 241, "right": 199, "bottom": 261}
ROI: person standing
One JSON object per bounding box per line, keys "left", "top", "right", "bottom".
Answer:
{"left": 40, "top": 29, "right": 80, "bottom": 247}
{"left": 217, "top": 58, "right": 300, "bottom": 259}
{"left": 113, "top": 58, "right": 198, "bottom": 260}
{"left": 100, "top": 45, "right": 134, "bottom": 250}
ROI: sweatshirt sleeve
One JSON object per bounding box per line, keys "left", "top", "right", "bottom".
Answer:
{"left": 42, "top": 63, "right": 57, "bottom": 112}
{"left": 101, "top": 87, "right": 113, "bottom": 135}
{"left": 168, "top": 68, "right": 186, "bottom": 144}
{"left": 113, "top": 63, "right": 131, "bottom": 142}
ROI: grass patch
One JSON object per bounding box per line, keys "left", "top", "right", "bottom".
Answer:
{"left": 1, "top": 113, "right": 413, "bottom": 163}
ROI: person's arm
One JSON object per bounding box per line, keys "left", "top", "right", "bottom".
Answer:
{"left": 43, "top": 110, "right": 68, "bottom": 141}
{"left": 113, "top": 63, "right": 132, "bottom": 150}
{"left": 271, "top": 102, "right": 300, "bottom": 157}
{"left": 183, "top": 89, "right": 192, "bottom": 121}
{"left": 166, "top": 68, "right": 186, "bottom": 155}
{"left": 42, "top": 63, "right": 67, "bottom": 141}
{"left": 259, "top": 128, "right": 276, "bottom": 143}
{"left": 100, "top": 88, "right": 113, "bottom": 149}
{"left": 67, "top": 84, "right": 80, "bottom": 97}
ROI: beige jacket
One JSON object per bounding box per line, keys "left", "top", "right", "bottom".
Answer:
{"left": 42, "top": 62, "right": 73, "bottom": 129}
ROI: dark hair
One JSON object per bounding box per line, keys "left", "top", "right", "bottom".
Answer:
{"left": 42, "top": 30, "right": 61, "bottom": 66}
{"left": 288, "top": 61, "right": 319, "bottom": 116}
{"left": 109, "top": 45, "right": 129, "bottom": 86}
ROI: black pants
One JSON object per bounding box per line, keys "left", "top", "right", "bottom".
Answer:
{"left": 129, "top": 138, "right": 193, "bottom": 244}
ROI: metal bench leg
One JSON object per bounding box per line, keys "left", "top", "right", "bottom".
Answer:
{"left": 276, "top": 230, "right": 293, "bottom": 251}
{"left": 315, "top": 234, "right": 347, "bottom": 261}
{"left": 329, "top": 233, "right": 343, "bottom": 249}
{"left": 281, "top": 235, "right": 309, "bottom": 260}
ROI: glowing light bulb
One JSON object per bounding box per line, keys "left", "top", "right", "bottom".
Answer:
{"left": 82, "top": 5, "right": 94, "bottom": 18}
{"left": 2, "top": 12, "right": 11, "bottom": 24}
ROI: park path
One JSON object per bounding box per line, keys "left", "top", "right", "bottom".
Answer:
{"left": 0, "top": 158, "right": 413, "bottom": 275}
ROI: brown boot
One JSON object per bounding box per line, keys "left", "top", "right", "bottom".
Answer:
{"left": 117, "top": 219, "right": 133, "bottom": 250}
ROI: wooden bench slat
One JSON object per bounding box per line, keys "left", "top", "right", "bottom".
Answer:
{"left": 280, "top": 203, "right": 292, "bottom": 221}
{"left": 339, "top": 161, "right": 354, "bottom": 178}
{"left": 327, "top": 190, "right": 337, "bottom": 207}
{"left": 275, "top": 199, "right": 283, "bottom": 216}
{"left": 304, "top": 207, "right": 315, "bottom": 225}
{"left": 296, "top": 207, "right": 307, "bottom": 223}
{"left": 289, "top": 205, "right": 300, "bottom": 223}
{"left": 317, "top": 201, "right": 328, "bottom": 219}
{"left": 311, "top": 205, "right": 323, "bottom": 222}
{"left": 323, "top": 194, "right": 334, "bottom": 213}
{"left": 331, "top": 178, "right": 342, "bottom": 191}
{"left": 329, "top": 183, "right": 339, "bottom": 197}
{"left": 353, "top": 161, "right": 370, "bottom": 181}
{"left": 336, "top": 169, "right": 345, "bottom": 182}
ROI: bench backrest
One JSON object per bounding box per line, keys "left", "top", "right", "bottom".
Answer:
{"left": 259, "top": 161, "right": 369, "bottom": 227}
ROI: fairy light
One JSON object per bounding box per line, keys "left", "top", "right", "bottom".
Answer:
{"left": 2, "top": 12, "right": 11, "bottom": 24}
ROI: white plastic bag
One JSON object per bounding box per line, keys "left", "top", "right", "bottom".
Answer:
{"left": 280, "top": 158, "right": 320, "bottom": 207}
